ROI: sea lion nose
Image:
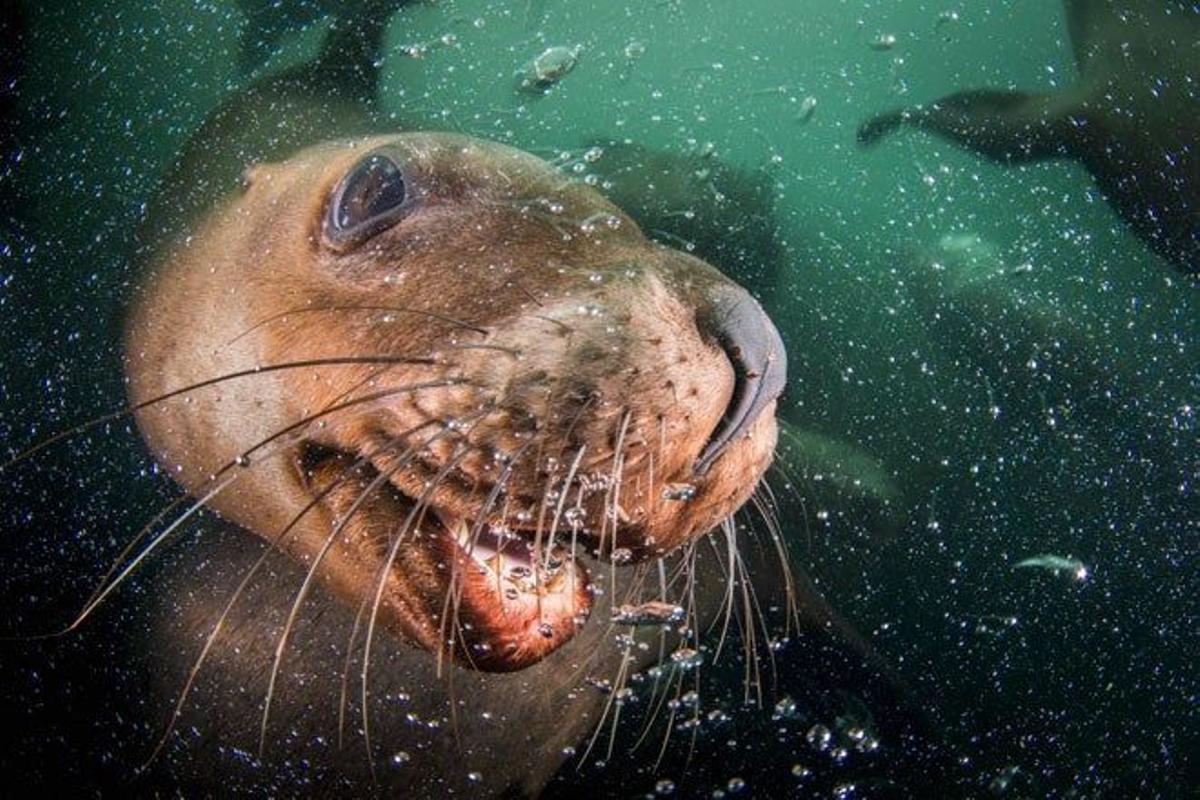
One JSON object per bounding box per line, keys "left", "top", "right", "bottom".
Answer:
{"left": 693, "top": 286, "right": 787, "bottom": 476}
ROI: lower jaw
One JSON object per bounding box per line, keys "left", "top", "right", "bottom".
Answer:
{"left": 433, "top": 513, "right": 593, "bottom": 672}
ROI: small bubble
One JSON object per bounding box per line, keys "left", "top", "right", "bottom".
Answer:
{"left": 806, "top": 723, "right": 832, "bottom": 750}
{"left": 870, "top": 33, "right": 897, "bottom": 51}
{"left": 661, "top": 483, "right": 697, "bottom": 502}
{"left": 670, "top": 647, "right": 703, "bottom": 670}
{"left": 726, "top": 777, "right": 746, "bottom": 794}
{"left": 655, "top": 778, "right": 676, "bottom": 795}
{"left": 797, "top": 95, "right": 817, "bottom": 123}
{"left": 391, "top": 751, "right": 411, "bottom": 766}
{"left": 936, "top": 10, "right": 960, "bottom": 27}
{"left": 856, "top": 735, "right": 880, "bottom": 753}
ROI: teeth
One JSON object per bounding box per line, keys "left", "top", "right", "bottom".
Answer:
{"left": 448, "top": 516, "right": 535, "bottom": 571}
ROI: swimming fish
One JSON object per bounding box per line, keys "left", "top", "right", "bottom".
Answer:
{"left": 1013, "top": 554, "right": 1088, "bottom": 579}
{"left": 611, "top": 601, "right": 686, "bottom": 626}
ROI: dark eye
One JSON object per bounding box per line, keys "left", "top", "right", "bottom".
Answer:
{"left": 324, "top": 153, "right": 409, "bottom": 246}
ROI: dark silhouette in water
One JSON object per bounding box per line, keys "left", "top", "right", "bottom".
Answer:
{"left": 234, "top": 0, "right": 401, "bottom": 76}
{"left": 584, "top": 139, "right": 787, "bottom": 309}
{"left": 858, "top": 0, "right": 1200, "bottom": 277}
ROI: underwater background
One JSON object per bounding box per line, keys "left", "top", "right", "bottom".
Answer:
{"left": 0, "top": 0, "right": 1195, "bottom": 797}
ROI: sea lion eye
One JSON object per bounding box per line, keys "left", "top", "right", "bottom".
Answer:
{"left": 324, "top": 153, "right": 409, "bottom": 246}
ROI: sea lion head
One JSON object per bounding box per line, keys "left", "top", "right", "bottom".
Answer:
{"left": 126, "top": 132, "right": 785, "bottom": 671}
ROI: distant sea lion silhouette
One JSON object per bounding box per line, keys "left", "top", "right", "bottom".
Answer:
{"left": 858, "top": 0, "right": 1199, "bottom": 276}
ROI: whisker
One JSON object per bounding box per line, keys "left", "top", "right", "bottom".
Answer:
{"left": 7, "top": 378, "right": 470, "bottom": 643}
{"left": 95, "top": 365, "right": 408, "bottom": 623}
{"left": 751, "top": 485, "right": 801, "bottom": 639}
{"left": 139, "top": 430, "right": 421, "bottom": 771}
{"left": 538, "top": 445, "right": 586, "bottom": 573}
{"left": 2, "top": 356, "right": 443, "bottom": 472}
{"left": 259, "top": 419, "right": 466, "bottom": 756}
{"left": 227, "top": 305, "right": 489, "bottom": 344}
{"left": 710, "top": 520, "right": 739, "bottom": 662}
{"left": 438, "top": 438, "right": 536, "bottom": 677}
{"left": 767, "top": 458, "right": 813, "bottom": 557}
{"left": 26, "top": 473, "right": 241, "bottom": 641}
{"left": 361, "top": 442, "right": 479, "bottom": 782}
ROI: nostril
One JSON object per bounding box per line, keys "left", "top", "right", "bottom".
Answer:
{"left": 693, "top": 287, "right": 787, "bottom": 476}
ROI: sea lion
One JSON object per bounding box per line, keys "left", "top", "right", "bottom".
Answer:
{"left": 126, "top": 7, "right": 786, "bottom": 680}
{"left": 857, "top": 0, "right": 1200, "bottom": 276}
{"left": 106, "top": 3, "right": 967, "bottom": 792}
{"left": 3, "top": 5, "right": 966, "bottom": 796}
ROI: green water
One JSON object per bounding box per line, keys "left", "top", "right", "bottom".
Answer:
{"left": 1, "top": 1, "right": 1195, "bottom": 797}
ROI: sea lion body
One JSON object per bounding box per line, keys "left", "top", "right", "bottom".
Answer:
{"left": 111, "top": 5, "right": 971, "bottom": 795}
{"left": 858, "top": 1, "right": 1200, "bottom": 275}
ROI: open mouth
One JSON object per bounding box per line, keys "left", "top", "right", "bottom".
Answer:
{"left": 432, "top": 508, "right": 593, "bottom": 670}
{"left": 299, "top": 440, "right": 592, "bottom": 672}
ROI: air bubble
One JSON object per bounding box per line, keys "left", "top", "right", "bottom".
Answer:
{"left": 797, "top": 95, "right": 817, "bottom": 123}
{"left": 772, "top": 696, "right": 798, "bottom": 719}
{"left": 870, "top": 33, "right": 897, "bottom": 51}
{"left": 661, "top": 483, "right": 697, "bottom": 501}
{"left": 806, "top": 723, "right": 832, "bottom": 750}
{"left": 670, "top": 647, "right": 703, "bottom": 670}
